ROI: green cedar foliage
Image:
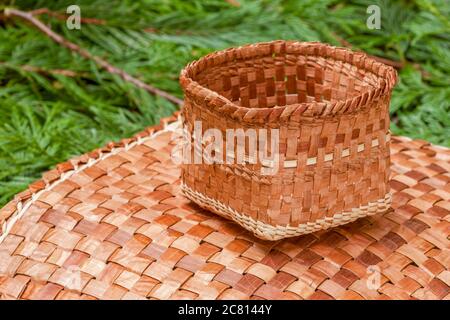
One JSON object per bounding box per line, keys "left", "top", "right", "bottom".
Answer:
{"left": 0, "top": 0, "right": 448, "bottom": 206}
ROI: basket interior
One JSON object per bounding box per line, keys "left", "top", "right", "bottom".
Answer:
{"left": 191, "top": 52, "right": 382, "bottom": 109}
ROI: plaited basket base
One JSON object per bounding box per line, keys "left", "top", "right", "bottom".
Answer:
{"left": 0, "top": 116, "right": 449, "bottom": 300}
{"left": 182, "top": 184, "right": 392, "bottom": 241}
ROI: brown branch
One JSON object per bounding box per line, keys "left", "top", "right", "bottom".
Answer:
{"left": 0, "top": 61, "right": 89, "bottom": 77}
{"left": 366, "top": 55, "right": 404, "bottom": 69}
{"left": 332, "top": 33, "right": 404, "bottom": 69}
{"left": 30, "top": 8, "right": 106, "bottom": 25}
{"left": 4, "top": 8, "right": 183, "bottom": 106}
{"left": 225, "top": 0, "right": 241, "bottom": 7}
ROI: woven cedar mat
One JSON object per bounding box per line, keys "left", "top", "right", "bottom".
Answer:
{"left": 0, "top": 114, "right": 449, "bottom": 300}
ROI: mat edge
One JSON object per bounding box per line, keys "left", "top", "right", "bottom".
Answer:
{"left": 0, "top": 113, "right": 181, "bottom": 243}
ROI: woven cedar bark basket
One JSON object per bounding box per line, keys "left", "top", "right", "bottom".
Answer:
{"left": 179, "top": 41, "right": 398, "bottom": 240}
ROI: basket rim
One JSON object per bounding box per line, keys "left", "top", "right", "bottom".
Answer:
{"left": 179, "top": 40, "right": 398, "bottom": 123}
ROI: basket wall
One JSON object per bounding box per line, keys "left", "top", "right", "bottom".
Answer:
{"left": 179, "top": 41, "right": 397, "bottom": 240}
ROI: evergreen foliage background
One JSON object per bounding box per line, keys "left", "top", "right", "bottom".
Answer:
{"left": 0, "top": 0, "right": 449, "bottom": 206}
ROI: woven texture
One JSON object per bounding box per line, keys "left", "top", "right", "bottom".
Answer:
{"left": 180, "top": 41, "right": 398, "bottom": 239}
{"left": 0, "top": 116, "right": 449, "bottom": 300}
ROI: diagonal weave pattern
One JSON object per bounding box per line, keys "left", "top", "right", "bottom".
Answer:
{"left": 0, "top": 116, "right": 449, "bottom": 300}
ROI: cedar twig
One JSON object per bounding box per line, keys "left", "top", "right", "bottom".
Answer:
{"left": 332, "top": 32, "right": 404, "bottom": 69}
{"left": 30, "top": 8, "right": 106, "bottom": 25}
{"left": 365, "top": 55, "right": 404, "bottom": 69}
{"left": 0, "top": 61, "right": 89, "bottom": 78}
{"left": 333, "top": 33, "right": 433, "bottom": 78}
{"left": 225, "top": 0, "right": 241, "bottom": 7}
{"left": 4, "top": 8, "right": 183, "bottom": 106}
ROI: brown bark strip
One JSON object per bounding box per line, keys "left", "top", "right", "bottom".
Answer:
{"left": 332, "top": 33, "right": 404, "bottom": 69}
{"left": 30, "top": 8, "right": 106, "bottom": 25}
{"left": 4, "top": 8, "right": 183, "bottom": 106}
{"left": 0, "top": 61, "right": 89, "bottom": 78}
{"left": 225, "top": 0, "right": 241, "bottom": 7}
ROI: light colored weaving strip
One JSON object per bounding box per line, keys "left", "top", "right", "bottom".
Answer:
{"left": 200, "top": 133, "right": 392, "bottom": 169}
{"left": 280, "top": 133, "right": 391, "bottom": 168}
{"left": 181, "top": 183, "right": 392, "bottom": 241}
{"left": 0, "top": 120, "right": 181, "bottom": 244}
